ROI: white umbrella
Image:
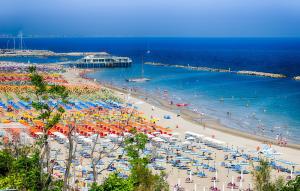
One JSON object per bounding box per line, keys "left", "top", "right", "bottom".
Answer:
{"left": 186, "top": 137, "right": 195, "bottom": 141}
{"left": 182, "top": 141, "right": 191, "bottom": 145}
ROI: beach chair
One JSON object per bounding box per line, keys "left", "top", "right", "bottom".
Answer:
{"left": 185, "top": 177, "right": 194, "bottom": 183}
{"left": 197, "top": 171, "right": 207, "bottom": 178}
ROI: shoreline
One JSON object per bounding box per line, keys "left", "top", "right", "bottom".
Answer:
{"left": 77, "top": 68, "right": 300, "bottom": 150}
{"left": 101, "top": 82, "right": 300, "bottom": 150}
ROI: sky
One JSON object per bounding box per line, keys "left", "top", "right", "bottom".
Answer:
{"left": 1, "top": 0, "right": 300, "bottom": 37}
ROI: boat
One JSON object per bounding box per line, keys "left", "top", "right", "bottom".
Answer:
{"left": 126, "top": 53, "right": 150, "bottom": 82}
{"left": 126, "top": 77, "right": 150, "bottom": 82}
{"left": 176, "top": 103, "right": 189, "bottom": 107}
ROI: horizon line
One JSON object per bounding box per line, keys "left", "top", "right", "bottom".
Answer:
{"left": 1, "top": 35, "right": 300, "bottom": 39}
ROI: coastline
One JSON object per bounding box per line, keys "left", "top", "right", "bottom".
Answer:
{"left": 76, "top": 69, "right": 300, "bottom": 151}
{"left": 102, "top": 82, "right": 300, "bottom": 150}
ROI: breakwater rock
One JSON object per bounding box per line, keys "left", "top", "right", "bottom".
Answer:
{"left": 145, "top": 62, "right": 289, "bottom": 79}
{"left": 237, "top": 71, "right": 286, "bottom": 78}
{"left": 294, "top": 76, "right": 300, "bottom": 80}
{"left": 145, "top": 62, "right": 230, "bottom": 73}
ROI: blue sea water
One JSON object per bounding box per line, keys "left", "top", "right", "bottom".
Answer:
{"left": 1, "top": 37, "right": 300, "bottom": 143}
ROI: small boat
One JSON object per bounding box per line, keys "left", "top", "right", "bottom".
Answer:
{"left": 176, "top": 103, "right": 189, "bottom": 107}
{"left": 126, "top": 52, "right": 150, "bottom": 83}
{"left": 126, "top": 77, "right": 150, "bottom": 82}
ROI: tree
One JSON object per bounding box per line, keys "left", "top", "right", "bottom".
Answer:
{"left": 89, "top": 107, "right": 135, "bottom": 184}
{"left": 0, "top": 147, "right": 43, "bottom": 190}
{"left": 281, "top": 175, "right": 300, "bottom": 191}
{"left": 124, "top": 129, "right": 169, "bottom": 191}
{"left": 90, "top": 173, "right": 134, "bottom": 191}
{"left": 251, "top": 159, "right": 297, "bottom": 191}
{"left": 91, "top": 130, "right": 169, "bottom": 191}
{"left": 28, "top": 66, "right": 69, "bottom": 190}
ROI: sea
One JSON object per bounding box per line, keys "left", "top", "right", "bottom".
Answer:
{"left": 1, "top": 37, "right": 300, "bottom": 143}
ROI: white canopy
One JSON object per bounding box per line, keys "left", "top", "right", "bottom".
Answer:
{"left": 186, "top": 137, "right": 195, "bottom": 141}
{"left": 52, "top": 132, "right": 66, "bottom": 139}
{"left": 152, "top": 137, "right": 165, "bottom": 142}
{"left": 172, "top": 132, "right": 180, "bottom": 137}
{"left": 182, "top": 141, "right": 191, "bottom": 145}
{"left": 160, "top": 134, "right": 171, "bottom": 138}
{"left": 147, "top": 134, "right": 155, "bottom": 138}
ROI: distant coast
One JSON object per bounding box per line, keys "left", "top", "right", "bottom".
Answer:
{"left": 0, "top": 49, "right": 99, "bottom": 57}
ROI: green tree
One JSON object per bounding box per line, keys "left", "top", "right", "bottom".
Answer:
{"left": 281, "top": 175, "right": 300, "bottom": 191}
{"left": 0, "top": 147, "right": 43, "bottom": 190}
{"left": 28, "top": 66, "right": 69, "bottom": 190}
{"left": 252, "top": 159, "right": 290, "bottom": 191}
{"left": 0, "top": 149, "right": 13, "bottom": 176}
{"left": 91, "top": 130, "right": 169, "bottom": 191}
{"left": 124, "top": 129, "right": 169, "bottom": 191}
{"left": 90, "top": 173, "right": 134, "bottom": 191}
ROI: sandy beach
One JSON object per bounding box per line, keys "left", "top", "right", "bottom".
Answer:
{"left": 62, "top": 68, "right": 300, "bottom": 190}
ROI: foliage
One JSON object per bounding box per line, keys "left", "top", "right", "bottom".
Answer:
{"left": 281, "top": 175, "right": 300, "bottom": 191}
{"left": 28, "top": 66, "right": 69, "bottom": 132}
{"left": 90, "top": 173, "right": 134, "bottom": 191}
{"left": 0, "top": 147, "right": 63, "bottom": 191}
{"left": 124, "top": 129, "right": 169, "bottom": 191}
{"left": 0, "top": 149, "right": 13, "bottom": 176}
{"left": 91, "top": 130, "right": 169, "bottom": 191}
{"left": 27, "top": 66, "right": 69, "bottom": 190}
{"left": 252, "top": 159, "right": 300, "bottom": 191}
{"left": 0, "top": 148, "right": 41, "bottom": 190}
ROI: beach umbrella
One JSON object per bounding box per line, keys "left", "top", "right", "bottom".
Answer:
{"left": 186, "top": 136, "right": 195, "bottom": 141}
{"left": 182, "top": 141, "right": 191, "bottom": 145}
